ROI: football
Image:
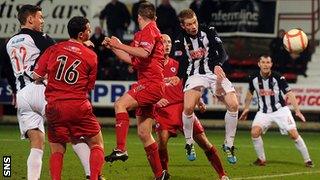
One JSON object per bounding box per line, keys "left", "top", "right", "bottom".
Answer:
{"left": 283, "top": 29, "right": 308, "bottom": 54}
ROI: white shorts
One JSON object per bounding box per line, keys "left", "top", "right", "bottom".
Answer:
{"left": 16, "top": 83, "right": 46, "bottom": 139}
{"left": 183, "top": 74, "right": 235, "bottom": 96}
{"left": 252, "top": 106, "right": 297, "bottom": 135}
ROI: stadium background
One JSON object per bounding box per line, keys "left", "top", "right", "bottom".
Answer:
{"left": 0, "top": 0, "right": 320, "bottom": 179}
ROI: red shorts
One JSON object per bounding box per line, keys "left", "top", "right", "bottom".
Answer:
{"left": 154, "top": 102, "right": 204, "bottom": 137}
{"left": 128, "top": 82, "right": 164, "bottom": 118}
{"left": 46, "top": 99, "right": 101, "bottom": 143}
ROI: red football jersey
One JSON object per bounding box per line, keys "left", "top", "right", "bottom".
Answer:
{"left": 163, "top": 58, "right": 184, "bottom": 104}
{"left": 131, "top": 21, "right": 164, "bottom": 83}
{"left": 34, "top": 40, "right": 97, "bottom": 103}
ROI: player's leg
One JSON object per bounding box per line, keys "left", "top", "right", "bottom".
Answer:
{"left": 193, "top": 118, "right": 228, "bottom": 179}
{"left": 26, "top": 129, "right": 45, "bottom": 180}
{"left": 156, "top": 130, "right": 170, "bottom": 171}
{"left": 251, "top": 111, "right": 270, "bottom": 166}
{"left": 71, "top": 141, "right": 90, "bottom": 177}
{"left": 288, "top": 129, "right": 313, "bottom": 167}
{"left": 137, "top": 116, "right": 168, "bottom": 179}
{"left": 274, "top": 107, "right": 313, "bottom": 167}
{"left": 49, "top": 142, "right": 67, "bottom": 180}
{"left": 251, "top": 126, "right": 266, "bottom": 166}
{"left": 217, "top": 91, "right": 238, "bottom": 164}
{"left": 105, "top": 92, "right": 138, "bottom": 162}
{"left": 183, "top": 88, "right": 201, "bottom": 160}
{"left": 214, "top": 77, "right": 238, "bottom": 164}
{"left": 17, "top": 91, "right": 45, "bottom": 180}
{"left": 86, "top": 131, "right": 105, "bottom": 180}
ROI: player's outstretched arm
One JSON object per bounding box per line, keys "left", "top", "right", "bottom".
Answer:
{"left": 286, "top": 91, "right": 306, "bottom": 122}
{"left": 105, "top": 36, "right": 150, "bottom": 58}
{"left": 112, "top": 48, "right": 132, "bottom": 64}
{"left": 239, "top": 91, "right": 253, "bottom": 121}
{"left": 102, "top": 37, "right": 132, "bottom": 64}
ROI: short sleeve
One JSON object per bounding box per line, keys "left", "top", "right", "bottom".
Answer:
{"left": 248, "top": 74, "right": 255, "bottom": 94}
{"left": 278, "top": 75, "right": 291, "bottom": 94}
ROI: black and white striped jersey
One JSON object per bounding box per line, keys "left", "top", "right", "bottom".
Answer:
{"left": 4, "top": 28, "right": 55, "bottom": 92}
{"left": 172, "top": 25, "right": 228, "bottom": 81}
{"left": 248, "top": 71, "right": 291, "bottom": 113}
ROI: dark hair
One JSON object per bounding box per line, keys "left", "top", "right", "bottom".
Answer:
{"left": 258, "top": 54, "right": 272, "bottom": 61}
{"left": 138, "top": 2, "right": 156, "bottom": 20}
{"left": 67, "top": 16, "right": 89, "bottom": 39}
{"left": 178, "top": 9, "right": 196, "bottom": 24}
{"left": 18, "top": 4, "right": 42, "bottom": 25}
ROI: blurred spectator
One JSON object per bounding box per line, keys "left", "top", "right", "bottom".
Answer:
{"left": 127, "top": 65, "right": 137, "bottom": 81}
{"left": 156, "top": 0, "right": 179, "bottom": 38}
{"left": 189, "top": 0, "right": 202, "bottom": 18}
{"left": 90, "top": 26, "right": 114, "bottom": 80}
{"left": 90, "top": 26, "right": 107, "bottom": 58}
{"left": 269, "top": 29, "right": 286, "bottom": 66}
{"left": 132, "top": 0, "right": 147, "bottom": 33}
{"left": 107, "top": 58, "right": 136, "bottom": 80}
{"left": 288, "top": 46, "right": 311, "bottom": 77}
{"left": 99, "top": 0, "right": 131, "bottom": 41}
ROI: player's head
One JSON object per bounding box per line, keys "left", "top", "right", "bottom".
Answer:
{"left": 137, "top": 2, "right": 156, "bottom": 28}
{"left": 161, "top": 34, "right": 172, "bottom": 56}
{"left": 258, "top": 54, "right": 273, "bottom": 75}
{"left": 67, "top": 16, "right": 91, "bottom": 42}
{"left": 18, "top": 4, "right": 44, "bottom": 32}
{"left": 178, "top": 9, "right": 198, "bottom": 36}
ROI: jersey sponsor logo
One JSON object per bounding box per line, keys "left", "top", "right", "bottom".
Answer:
{"left": 259, "top": 89, "right": 275, "bottom": 96}
{"left": 189, "top": 48, "right": 207, "bottom": 60}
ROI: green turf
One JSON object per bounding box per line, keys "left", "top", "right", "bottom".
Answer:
{"left": 0, "top": 125, "right": 319, "bottom": 180}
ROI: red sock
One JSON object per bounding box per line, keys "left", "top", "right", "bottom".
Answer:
{"left": 144, "top": 142, "right": 163, "bottom": 178}
{"left": 50, "top": 152, "right": 64, "bottom": 180}
{"left": 205, "top": 146, "right": 226, "bottom": 178}
{"left": 115, "top": 112, "right": 130, "bottom": 151}
{"left": 158, "top": 149, "right": 168, "bottom": 171}
{"left": 90, "top": 145, "right": 105, "bottom": 180}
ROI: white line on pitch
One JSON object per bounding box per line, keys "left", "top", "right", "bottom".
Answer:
{"left": 232, "top": 170, "right": 320, "bottom": 179}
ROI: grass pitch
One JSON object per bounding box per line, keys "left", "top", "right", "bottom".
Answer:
{"left": 0, "top": 125, "right": 319, "bottom": 180}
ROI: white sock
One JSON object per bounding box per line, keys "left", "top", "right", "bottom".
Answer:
{"left": 27, "top": 148, "right": 43, "bottom": 180}
{"left": 252, "top": 136, "right": 266, "bottom": 161}
{"left": 72, "top": 143, "right": 90, "bottom": 176}
{"left": 294, "top": 135, "right": 311, "bottom": 162}
{"left": 182, "top": 112, "right": 195, "bottom": 145}
{"left": 224, "top": 110, "right": 238, "bottom": 147}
